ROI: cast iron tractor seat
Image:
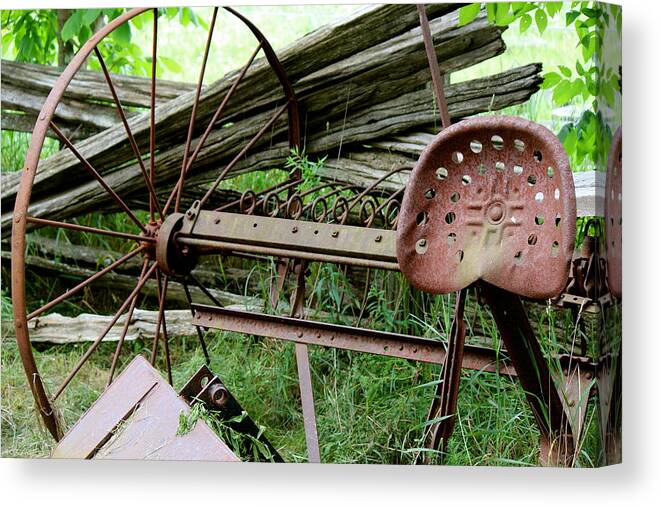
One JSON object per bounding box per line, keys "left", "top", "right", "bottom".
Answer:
{"left": 397, "top": 116, "right": 576, "bottom": 299}
{"left": 396, "top": 115, "right": 578, "bottom": 463}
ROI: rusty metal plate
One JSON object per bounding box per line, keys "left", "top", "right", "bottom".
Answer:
{"left": 51, "top": 355, "right": 239, "bottom": 461}
{"left": 397, "top": 116, "right": 576, "bottom": 299}
{"left": 605, "top": 127, "right": 622, "bottom": 298}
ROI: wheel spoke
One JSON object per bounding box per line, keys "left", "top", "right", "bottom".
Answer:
{"left": 188, "top": 272, "right": 223, "bottom": 307}
{"left": 149, "top": 8, "right": 158, "bottom": 222}
{"left": 175, "top": 7, "right": 219, "bottom": 213}
{"left": 27, "top": 245, "right": 146, "bottom": 321}
{"left": 93, "top": 46, "right": 164, "bottom": 220}
{"left": 164, "top": 41, "right": 264, "bottom": 214}
{"left": 107, "top": 258, "right": 149, "bottom": 386}
{"left": 183, "top": 280, "right": 210, "bottom": 364}
{"left": 49, "top": 121, "right": 147, "bottom": 234}
{"left": 53, "top": 262, "right": 158, "bottom": 400}
{"left": 198, "top": 101, "right": 289, "bottom": 209}
{"left": 25, "top": 216, "right": 154, "bottom": 243}
{"left": 150, "top": 268, "right": 172, "bottom": 384}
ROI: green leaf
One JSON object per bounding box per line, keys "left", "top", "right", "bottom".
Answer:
{"left": 535, "top": 9, "right": 548, "bottom": 33}
{"left": 495, "top": 3, "right": 513, "bottom": 26}
{"left": 559, "top": 125, "right": 578, "bottom": 154}
{"left": 61, "top": 11, "right": 82, "bottom": 42}
{"left": 486, "top": 3, "right": 497, "bottom": 24}
{"left": 582, "top": 6, "right": 599, "bottom": 18}
{"left": 82, "top": 9, "right": 101, "bottom": 26}
{"left": 570, "top": 78, "right": 586, "bottom": 98}
{"left": 545, "top": 1, "right": 563, "bottom": 17}
{"left": 566, "top": 10, "right": 581, "bottom": 26}
{"left": 540, "top": 71, "right": 561, "bottom": 89}
{"left": 112, "top": 22, "right": 131, "bottom": 45}
{"left": 458, "top": 4, "right": 481, "bottom": 26}
{"left": 519, "top": 13, "right": 532, "bottom": 33}
{"left": 77, "top": 24, "right": 91, "bottom": 45}
{"left": 552, "top": 79, "right": 574, "bottom": 104}
{"left": 558, "top": 65, "right": 572, "bottom": 78}
{"left": 131, "top": 13, "right": 144, "bottom": 30}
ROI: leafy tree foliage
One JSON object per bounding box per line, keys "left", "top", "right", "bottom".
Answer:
{"left": 1, "top": 8, "right": 205, "bottom": 75}
{"left": 459, "top": 1, "right": 622, "bottom": 169}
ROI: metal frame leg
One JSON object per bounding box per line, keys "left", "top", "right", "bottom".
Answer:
{"left": 481, "top": 282, "right": 574, "bottom": 466}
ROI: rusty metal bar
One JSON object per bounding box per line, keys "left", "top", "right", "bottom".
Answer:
{"left": 417, "top": 4, "right": 451, "bottom": 129}
{"left": 191, "top": 304, "right": 516, "bottom": 376}
{"left": 290, "top": 260, "right": 321, "bottom": 463}
{"left": 295, "top": 343, "right": 321, "bottom": 463}
{"left": 26, "top": 216, "right": 155, "bottom": 243}
{"left": 178, "top": 210, "right": 399, "bottom": 269}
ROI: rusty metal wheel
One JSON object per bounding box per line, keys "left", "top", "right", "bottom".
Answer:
{"left": 11, "top": 7, "right": 299, "bottom": 441}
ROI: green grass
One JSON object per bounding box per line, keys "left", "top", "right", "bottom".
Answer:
{"left": 0, "top": 328, "right": 603, "bottom": 465}
{"left": 0, "top": 276, "right": 604, "bottom": 465}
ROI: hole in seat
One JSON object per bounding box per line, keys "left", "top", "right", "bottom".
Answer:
{"left": 445, "top": 211, "right": 456, "bottom": 224}
{"left": 551, "top": 241, "right": 560, "bottom": 257}
{"left": 436, "top": 167, "right": 449, "bottom": 181}
{"left": 415, "top": 238, "right": 428, "bottom": 254}
{"left": 491, "top": 135, "right": 504, "bottom": 150}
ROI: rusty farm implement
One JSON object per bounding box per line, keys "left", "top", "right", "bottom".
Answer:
{"left": 8, "top": 5, "right": 621, "bottom": 465}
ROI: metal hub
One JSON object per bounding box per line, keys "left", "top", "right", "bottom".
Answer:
{"left": 155, "top": 213, "right": 198, "bottom": 277}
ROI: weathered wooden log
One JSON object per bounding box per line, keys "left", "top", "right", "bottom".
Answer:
{"left": 1, "top": 59, "right": 196, "bottom": 108}
{"left": 0, "top": 59, "right": 196, "bottom": 140}
{"left": 1, "top": 235, "right": 258, "bottom": 295}
{"left": 0, "top": 247, "right": 254, "bottom": 308}
{"left": 27, "top": 309, "right": 198, "bottom": 344}
{"left": 2, "top": 62, "right": 540, "bottom": 234}
{"left": 1, "top": 6, "right": 503, "bottom": 229}
{"left": 1, "top": 112, "right": 99, "bottom": 142}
